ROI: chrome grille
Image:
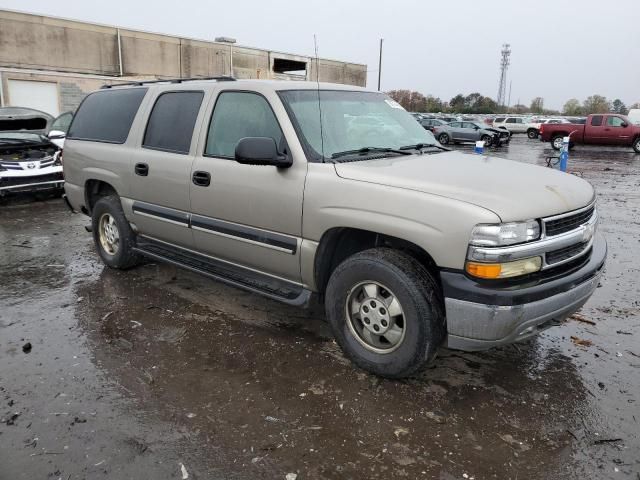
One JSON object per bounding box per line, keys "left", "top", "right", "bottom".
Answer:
{"left": 546, "top": 241, "right": 590, "bottom": 265}
{"left": 544, "top": 205, "right": 595, "bottom": 236}
{"left": 0, "top": 155, "right": 55, "bottom": 170}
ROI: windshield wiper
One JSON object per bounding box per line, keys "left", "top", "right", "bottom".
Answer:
{"left": 399, "top": 143, "right": 450, "bottom": 152}
{"left": 331, "top": 146, "right": 412, "bottom": 160}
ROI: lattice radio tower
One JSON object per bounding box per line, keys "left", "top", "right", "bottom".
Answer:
{"left": 496, "top": 44, "right": 511, "bottom": 107}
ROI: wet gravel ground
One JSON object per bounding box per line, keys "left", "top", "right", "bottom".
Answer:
{"left": 1, "top": 135, "right": 639, "bottom": 479}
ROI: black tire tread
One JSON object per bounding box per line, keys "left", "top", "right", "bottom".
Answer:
{"left": 325, "top": 248, "right": 445, "bottom": 378}
{"left": 91, "top": 195, "right": 141, "bottom": 269}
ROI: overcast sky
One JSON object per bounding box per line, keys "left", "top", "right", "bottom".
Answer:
{"left": 2, "top": 0, "right": 639, "bottom": 110}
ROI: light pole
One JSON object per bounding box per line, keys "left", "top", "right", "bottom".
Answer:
{"left": 215, "top": 36, "right": 237, "bottom": 77}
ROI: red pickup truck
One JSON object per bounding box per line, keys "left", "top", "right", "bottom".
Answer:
{"left": 540, "top": 114, "right": 640, "bottom": 153}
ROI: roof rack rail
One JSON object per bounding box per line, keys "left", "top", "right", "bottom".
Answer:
{"left": 101, "top": 76, "right": 236, "bottom": 89}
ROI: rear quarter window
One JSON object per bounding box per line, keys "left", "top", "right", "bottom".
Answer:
{"left": 67, "top": 88, "right": 148, "bottom": 143}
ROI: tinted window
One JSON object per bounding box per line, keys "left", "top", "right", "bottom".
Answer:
{"left": 591, "top": 115, "right": 603, "bottom": 126}
{"left": 143, "top": 91, "right": 204, "bottom": 154}
{"left": 494, "top": 117, "right": 505, "bottom": 123}
{"left": 505, "top": 118, "right": 516, "bottom": 123}
{"left": 68, "top": 88, "right": 147, "bottom": 143}
{"left": 607, "top": 116, "right": 625, "bottom": 127}
{"left": 206, "top": 92, "right": 283, "bottom": 158}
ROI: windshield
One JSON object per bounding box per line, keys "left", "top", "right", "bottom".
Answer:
{"left": 279, "top": 90, "right": 437, "bottom": 160}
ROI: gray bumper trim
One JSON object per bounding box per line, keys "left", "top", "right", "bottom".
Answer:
{"left": 0, "top": 180, "right": 64, "bottom": 192}
{"left": 446, "top": 268, "right": 602, "bottom": 351}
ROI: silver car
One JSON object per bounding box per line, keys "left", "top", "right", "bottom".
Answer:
{"left": 433, "top": 121, "right": 508, "bottom": 147}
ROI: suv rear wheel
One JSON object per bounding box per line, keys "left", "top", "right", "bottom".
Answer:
{"left": 527, "top": 128, "right": 538, "bottom": 139}
{"left": 91, "top": 195, "right": 141, "bottom": 269}
{"left": 633, "top": 137, "right": 640, "bottom": 154}
{"left": 325, "top": 248, "right": 445, "bottom": 378}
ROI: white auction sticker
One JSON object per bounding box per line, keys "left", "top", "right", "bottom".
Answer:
{"left": 385, "top": 99, "right": 405, "bottom": 109}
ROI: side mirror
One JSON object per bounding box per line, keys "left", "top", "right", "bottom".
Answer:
{"left": 474, "top": 126, "right": 480, "bottom": 130}
{"left": 621, "top": 122, "right": 628, "bottom": 128}
{"left": 48, "top": 130, "right": 66, "bottom": 140}
{"left": 235, "top": 137, "right": 292, "bottom": 167}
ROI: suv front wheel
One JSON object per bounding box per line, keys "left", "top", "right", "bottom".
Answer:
{"left": 325, "top": 248, "right": 445, "bottom": 378}
{"left": 91, "top": 195, "right": 141, "bottom": 269}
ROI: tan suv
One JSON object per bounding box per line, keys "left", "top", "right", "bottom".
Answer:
{"left": 62, "top": 78, "right": 606, "bottom": 378}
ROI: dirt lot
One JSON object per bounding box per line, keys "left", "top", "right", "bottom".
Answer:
{"left": 1, "top": 135, "right": 639, "bottom": 479}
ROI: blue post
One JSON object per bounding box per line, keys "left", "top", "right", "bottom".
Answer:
{"left": 559, "top": 136, "right": 569, "bottom": 172}
{"left": 474, "top": 140, "right": 484, "bottom": 154}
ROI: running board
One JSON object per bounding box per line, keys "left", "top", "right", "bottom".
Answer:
{"left": 133, "top": 238, "right": 312, "bottom": 307}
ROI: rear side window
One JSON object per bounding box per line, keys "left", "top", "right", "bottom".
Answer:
{"left": 591, "top": 115, "right": 603, "bottom": 126}
{"left": 205, "top": 91, "right": 283, "bottom": 158}
{"left": 68, "top": 88, "right": 147, "bottom": 143}
{"left": 143, "top": 91, "right": 204, "bottom": 154}
{"left": 506, "top": 118, "right": 516, "bottom": 123}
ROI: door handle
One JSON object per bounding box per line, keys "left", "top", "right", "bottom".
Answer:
{"left": 135, "top": 163, "right": 149, "bottom": 176}
{"left": 192, "top": 171, "right": 211, "bottom": 187}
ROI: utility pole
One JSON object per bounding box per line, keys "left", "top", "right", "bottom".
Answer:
{"left": 507, "top": 80, "right": 512, "bottom": 108}
{"left": 377, "top": 38, "right": 383, "bottom": 91}
{"left": 496, "top": 43, "right": 511, "bottom": 107}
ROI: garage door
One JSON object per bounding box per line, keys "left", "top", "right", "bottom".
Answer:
{"left": 8, "top": 80, "right": 60, "bottom": 116}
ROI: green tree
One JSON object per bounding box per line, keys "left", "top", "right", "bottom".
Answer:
{"left": 611, "top": 99, "right": 628, "bottom": 115}
{"left": 583, "top": 95, "right": 610, "bottom": 114}
{"left": 530, "top": 97, "right": 544, "bottom": 114}
{"left": 563, "top": 98, "right": 582, "bottom": 116}
{"left": 424, "top": 95, "right": 444, "bottom": 113}
{"left": 449, "top": 94, "right": 466, "bottom": 112}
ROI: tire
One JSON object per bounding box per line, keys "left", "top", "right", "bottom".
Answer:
{"left": 481, "top": 135, "right": 493, "bottom": 147}
{"left": 527, "top": 129, "right": 538, "bottom": 139}
{"left": 325, "top": 248, "right": 445, "bottom": 378}
{"left": 438, "top": 133, "right": 450, "bottom": 145}
{"left": 551, "top": 135, "right": 564, "bottom": 150}
{"left": 633, "top": 137, "right": 640, "bottom": 154}
{"left": 91, "top": 195, "right": 141, "bottom": 269}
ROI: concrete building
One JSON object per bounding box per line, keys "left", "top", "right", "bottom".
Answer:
{"left": 0, "top": 9, "right": 367, "bottom": 117}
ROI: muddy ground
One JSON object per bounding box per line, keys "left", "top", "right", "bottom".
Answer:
{"left": 1, "top": 135, "right": 638, "bottom": 480}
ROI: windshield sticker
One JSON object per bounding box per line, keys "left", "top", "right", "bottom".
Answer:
{"left": 385, "top": 99, "right": 405, "bottom": 110}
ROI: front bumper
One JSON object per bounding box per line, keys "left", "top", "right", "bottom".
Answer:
{"left": 442, "top": 232, "right": 607, "bottom": 351}
{"left": 0, "top": 166, "right": 64, "bottom": 194}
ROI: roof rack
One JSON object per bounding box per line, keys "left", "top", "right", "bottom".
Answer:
{"left": 101, "top": 76, "right": 236, "bottom": 89}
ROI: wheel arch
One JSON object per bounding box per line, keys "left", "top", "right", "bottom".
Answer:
{"left": 84, "top": 179, "right": 119, "bottom": 214}
{"left": 313, "top": 227, "right": 442, "bottom": 298}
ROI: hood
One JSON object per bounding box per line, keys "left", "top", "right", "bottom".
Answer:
{"left": 0, "top": 107, "right": 53, "bottom": 135}
{"left": 334, "top": 151, "right": 595, "bottom": 222}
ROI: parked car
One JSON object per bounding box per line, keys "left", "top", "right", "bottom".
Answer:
{"left": 419, "top": 118, "right": 448, "bottom": 132}
{"left": 526, "top": 118, "right": 571, "bottom": 139}
{"left": 493, "top": 116, "right": 530, "bottom": 134}
{"left": 63, "top": 78, "right": 606, "bottom": 378}
{"left": 432, "top": 121, "right": 509, "bottom": 147}
{"left": 0, "top": 107, "right": 65, "bottom": 197}
{"left": 539, "top": 113, "right": 640, "bottom": 152}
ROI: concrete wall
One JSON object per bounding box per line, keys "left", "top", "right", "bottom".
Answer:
{"left": 0, "top": 9, "right": 366, "bottom": 85}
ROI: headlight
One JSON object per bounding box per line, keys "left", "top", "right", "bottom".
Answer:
{"left": 466, "top": 257, "right": 542, "bottom": 279}
{"left": 470, "top": 220, "right": 540, "bottom": 247}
